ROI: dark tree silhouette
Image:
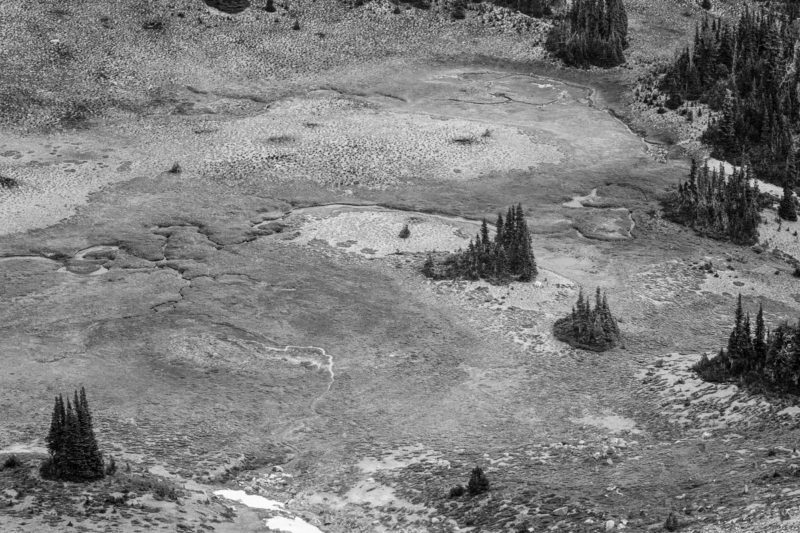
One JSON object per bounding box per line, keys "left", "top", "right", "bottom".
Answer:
{"left": 42, "top": 387, "right": 105, "bottom": 482}
{"left": 659, "top": 9, "right": 800, "bottom": 186}
{"left": 694, "top": 296, "right": 800, "bottom": 394}
{"left": 664, "top": 160, "right": 762, "bottom": 245}
{"left": 778, "top": 186, "right": 797, "bottom": 221}
{"left": 545, "top": 0, "right": 628, "bottom": 68}
{"left": 421, "top": 205, "right": 537, "bottom": 284}
{"left": 553, "top": 288, "right": 621, "bottom": 351}
{"left": 467, "top": 466, "right": 490, "bottom": 496}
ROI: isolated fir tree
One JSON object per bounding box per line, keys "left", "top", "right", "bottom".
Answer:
{"left": 467, "top": 466, "right": 490, "bottom": 496}
{"left": 42, "top": 388, "right": 104, "bottom": 482}
{"left": 779, "top": 186, "right": 797, "bottom": 221}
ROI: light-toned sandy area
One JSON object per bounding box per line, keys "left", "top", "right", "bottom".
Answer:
{"left": 697, "top": 259, "right": 800, "bottom": 309}
{"left": 706, "top": 157, "right": 788, "bottom": 198}
{"left": 759, "top": 212, "right": 800, "bottom": 262}
{"left": 287, "top": 205, "right": 486, "bottom": 256}
{"left": 0, "top": 135, "right": 155, "bottom": 236}
{"left": 201, "top": 93, "right": 562, "bottom": 189}
{"left": 637, "top": 352, "right": 800, "bottom": 432}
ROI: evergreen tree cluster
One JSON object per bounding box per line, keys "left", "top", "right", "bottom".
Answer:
{"left": 666, "top": 159, "right": 762, "bottom": 245}
{"left": 545, "top": 0, "right": 628, "bottom": 68}
{"left": 694, "top": 295, "right": 800, "bottom": 394}
{"left": 659, "top": 9, "right": 800, "bottom": 186}
{"left": 553, "top": 288, "right": 620, "bottom": 351}
{"left": 41, "top": 388, "right": 105, "bottom": 482}
{"left": 421, "top": 204, "right": 537, "bottom": 284}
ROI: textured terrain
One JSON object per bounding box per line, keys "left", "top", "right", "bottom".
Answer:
{"left": 2, "top": 1, "right": 800, "bottom": 533}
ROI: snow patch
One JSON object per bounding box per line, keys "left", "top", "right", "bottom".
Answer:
{"left": 778, "top": 406, "right": 800, "bottom": 417}
{"left": 213, "top": 489, "right": 284, "bottom": 511}
{"left": 265, "top": 516, "right": 324, "bottom": 533}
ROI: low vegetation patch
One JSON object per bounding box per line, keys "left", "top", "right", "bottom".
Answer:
{"left": 3, "top": 454, "right": 23, "bottom": 470}
{"left": 553, "top": 288, "right": 620, "bottom": 351}
{"left": 121, "top": 474, "right": 182, "bottom": 501}
{"left": 422, "top": 204, "right": 537, "bottom": 284}
{"left": 693, "top": 295, "right": 800, "bottom": 394}
{"left": 0, "top": 174, "right": 19, "bottom": 189}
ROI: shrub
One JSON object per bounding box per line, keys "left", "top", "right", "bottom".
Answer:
{"left": 450, "top": 1, "right": 466, "bottom": 20}
{"left": 292, "top": 19, "right": 300, "bottom": 30}
{"left": 123, "top": 475, "right": 182, "bottom": 501}
{"left": 0, "top": 175, "right": 19, "bottom": 189}
{"left": 168, "top": 162, "right": 181, "bottom": 174}
{"left": 664, "top": 511, "right": 680, "bottom": 531}
{"left": 265, "top": 0, "right": 276, "bottom": 12}
{"left": 2, "top": 455, "right": 22, "bottom": 469}
{"left": 105, "top": 456, "right": 117, "bottom": 476}
{"left": 448, "top": 484, "right": 465, "bottom": 498}
{"left": 398, "top": 224, "right": 411, "bottom": 239}
{"left": 142, "top": 19, "right": 164, "bottom": 30}
{"left": 701, "top": 0, "right": 711, "bottom": 10}
{"left": 467, "top": 466, "right": 489, "bottom": 496}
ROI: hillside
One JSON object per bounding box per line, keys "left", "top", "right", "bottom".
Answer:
{"left": 3, "top": 2, "right": 800, "bottom": 533}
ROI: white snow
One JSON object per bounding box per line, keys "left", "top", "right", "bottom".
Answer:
{"left": 213, "top": 490, "right": 284, "bottom": 511}
{"left": 777, "top": 406, "right": 800, "bottom": 417}
{"left": 265, "top": 516, "right": 324, "bottom": 533}
{"left": 705, "top": 157, "right": 787, "bottom": 197}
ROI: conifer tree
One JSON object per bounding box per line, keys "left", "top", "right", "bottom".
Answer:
{"left": 779, "top": 186, "right": 797, "bottom": 221}
{"left": 42, "top": 389, "right": 105, "bottom": 482}
{"left": 421, "top": 206, "right": 538, "bottom": 284}
{"left": 754, "top": 304, "right": 766, "bottom": 369}
{"left": 554, "top": 288, "right": 621, "bottom": 351}
{"left": 467, "top": 466, "right": 490, "bottom": 496}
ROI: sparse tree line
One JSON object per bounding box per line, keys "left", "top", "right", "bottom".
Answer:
{"left": 658, "top": 9, "right": 800, "bottom": 187}
{"left": 664, "top": 159, "right": 764, "bottom": 245}
{"left": 545, "top": 0, "right": 629, "bottom": 68}
{"left": 694, "top": 295, "right": 800, "bottom": 395}
{"left": 422, "top": 204, "right": 538, "bottom": 284}
{"left": 553, "top": 287, "right": 621, "bottom": 351}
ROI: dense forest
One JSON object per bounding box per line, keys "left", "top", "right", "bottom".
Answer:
{"left": 553, "top": 288, "right": 621, "bottom": 351}
{"left": 663, "top": 160, "right": 764, "bottom": 245}
{"left": 694, "top": 295, "right": 800, "bottom": 395}
{"left": 422, "top": 205, "right": 537, "bottom": 284}
{"left": 545, "top": 0, "right": 628, "bottom": 68}
{"left": 659, "top": 8, "right": 800, "bottom": 186}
